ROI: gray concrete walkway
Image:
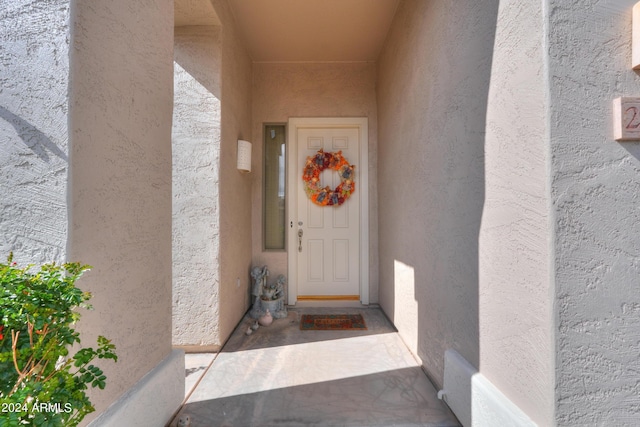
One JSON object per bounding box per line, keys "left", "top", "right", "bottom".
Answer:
{"left": 170, "top": 307, "right": 460, "bottom": 427}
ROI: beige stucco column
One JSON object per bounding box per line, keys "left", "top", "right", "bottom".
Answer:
{"left": 172, "top": 25, "right": 223, "bottom": 350}
{"left": 68, "top": 0, "right": 183, "bottom": 425}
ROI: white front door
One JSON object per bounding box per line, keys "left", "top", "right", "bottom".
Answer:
{"left": 287, "top": 118, "right": 369, "bottom": 304}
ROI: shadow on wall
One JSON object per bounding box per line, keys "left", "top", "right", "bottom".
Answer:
{"left": 0, "top": 106, "right": 67, "bottom": 162}
{"left": 411, "top": 0, "right": 499, "bottom": 385}
{"left": 171, "top": 25, "right": 224, "bottom": 349}
{"left": 173, "top": 26, "right": 221, "bottom": 100}
{"left": 621, "top": 142, "right": 640, "bottom": 162}
{"left": 378, "top": 0, "right": 499, "bottom": 400}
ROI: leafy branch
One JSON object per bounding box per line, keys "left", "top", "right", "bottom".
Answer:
{"left": 0, "top": 253, "right": 117, "bottom": 427}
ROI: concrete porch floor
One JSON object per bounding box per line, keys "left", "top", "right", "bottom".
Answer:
{"left": 170, "top": 307, "right": 461, "bottom": 427}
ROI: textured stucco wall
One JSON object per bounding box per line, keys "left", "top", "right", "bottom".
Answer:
{"left": 549, "top": 1, "right": 640, "bottom": 425}
{"left": 377, "top": 0, "right": 497, "bottom": 386}
{"left": 172, "top": 26, "right": 222, "bottom": 349}
{"left": 479, "top": 2, "right": 554, "bottom": 425}
{"left": 251, "top": 62, "right": 379, "bottom": 302}
{"left": 211, "top": 0, "right": 254, "bottom": 343}
{"left": 175, "top": 0, "right": 220, "bottom": 26}
{"left": 0, "top": 0, "right": 69, "bottom": 264}
{"left": 68, "top": 0, "right": 175, "bottom": 422}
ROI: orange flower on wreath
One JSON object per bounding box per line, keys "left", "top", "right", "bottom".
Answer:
{"left": 302, "top": 149, "right": 355, "bottom": 206}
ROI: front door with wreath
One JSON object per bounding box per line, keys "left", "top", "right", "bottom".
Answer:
{"left": 291, "top": 123, "right": 362, "bottom": 300}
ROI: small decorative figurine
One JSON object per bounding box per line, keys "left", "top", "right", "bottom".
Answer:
{"left": 270, "top": 275, "right": 288, "bottom": 319}
{"left": 249, "top": 265, "right": 269, "bottom": 318}
{"left": 249, "top": 266, "right": 287, "bottom": 320}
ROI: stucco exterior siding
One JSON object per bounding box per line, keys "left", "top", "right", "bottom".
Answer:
{"left": 377, "top": 0, "right": 491, "bottom": 388}
{"left": 210, "top": 0, "right": 254, "bottom": 344}
{"left": 68, "top": 0, "right": 176, "bottom": 422}
{"left": 0, "top": 0, "right": 69, "bottom": 265}
{"left": 171, "top": 0, "right": 253, "bottom": 350}
{"left": 549, "top": 1, "right": 640, "bottom": 425}
{"left": 172, "top": 25, "right": 222, "bottom": 349}
{"left": 380, "top": 1, "right": 640, "bottom": 425}
{"left": 480, "top": 1, "right": 553, "bottom": 425}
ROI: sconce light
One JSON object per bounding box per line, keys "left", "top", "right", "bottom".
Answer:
{"left": 237, "top": 139, "right": 252, "bottom": 173}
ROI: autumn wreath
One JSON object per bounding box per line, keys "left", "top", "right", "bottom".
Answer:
{"left": 302, "top": 149, "right": 355, "bottom": 206}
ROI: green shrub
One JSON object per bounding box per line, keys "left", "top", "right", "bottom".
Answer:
{"left": 0, "top": 253, "right": 117, "bottom": 427}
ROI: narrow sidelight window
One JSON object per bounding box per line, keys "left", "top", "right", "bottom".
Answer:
{"left": 263, "top": 124, "right": 286, "bottom": 250}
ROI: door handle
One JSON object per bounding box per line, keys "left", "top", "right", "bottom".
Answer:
{"left": 298, "top": 229, "right": 303, "bottom": 252}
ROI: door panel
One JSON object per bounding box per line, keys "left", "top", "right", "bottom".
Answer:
{"left": 296, "top": 127, "right": 360, "bottom": 297}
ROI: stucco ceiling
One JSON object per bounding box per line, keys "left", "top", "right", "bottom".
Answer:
{"left": 175, "top": 0, "right": 400, "bottom": 62}
{"left": 229, "top": 0, "right": 400, "bottom": 62}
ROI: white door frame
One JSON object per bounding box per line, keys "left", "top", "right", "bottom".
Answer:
{"left": 287, "top": 117, "right": 369, "bottom": 305}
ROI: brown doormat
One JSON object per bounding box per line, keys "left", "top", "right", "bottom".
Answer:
{"left": 300, "top": 314, "right": 367, "bottom": 330}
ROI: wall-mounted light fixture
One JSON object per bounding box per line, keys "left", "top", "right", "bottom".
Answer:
{"left": 237, "top": 139, "right": 252, "bottom": 173}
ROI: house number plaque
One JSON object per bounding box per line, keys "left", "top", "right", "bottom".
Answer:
{"left": 613, "top": 97, "right": 640, "bottom": 141}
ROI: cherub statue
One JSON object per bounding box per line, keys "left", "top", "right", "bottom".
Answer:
{"left": 249, "top": 265, "right": 269, "bottom": 318}
{"left": 273, "top": 274, "right": 286, "bottom": 300}
{"left": 271, "top": 274, "right": 288, "bottom": 319}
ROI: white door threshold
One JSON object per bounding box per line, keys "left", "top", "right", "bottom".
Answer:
{"left": 290, "top": 300, "right": 369, "bottom": 308}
